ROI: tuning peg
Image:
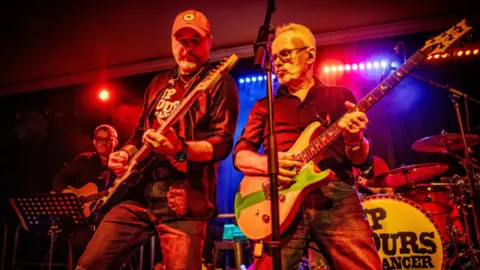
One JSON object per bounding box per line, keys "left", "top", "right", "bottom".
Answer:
{"left": 467, "top": 32, "right": 474, "bottom": 41}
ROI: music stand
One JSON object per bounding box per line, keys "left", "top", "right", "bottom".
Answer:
{"left": 9, "top": 193, "right": 88, "bottom": 270}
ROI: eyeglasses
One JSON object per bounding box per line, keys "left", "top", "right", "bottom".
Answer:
{"left": 94, "top": 137, "right": 116, "bottom": 144}
{"left": 271, "top": 46, "right": 309, "bottom": 62}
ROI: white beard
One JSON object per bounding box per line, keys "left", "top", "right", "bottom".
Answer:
{"left": 178, "top": 60, "right": 199, "bottom": 74}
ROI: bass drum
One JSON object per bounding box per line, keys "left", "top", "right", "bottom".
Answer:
{"left": 361, "top": 195, "right": 446, "bottom": 270}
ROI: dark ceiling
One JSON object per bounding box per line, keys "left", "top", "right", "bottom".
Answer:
{"left": 0, "top": 0, "right": 478, "bottom": 95}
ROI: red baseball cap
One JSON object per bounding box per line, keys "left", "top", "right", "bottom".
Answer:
{"left": 172, "top": 10, "right": 211, "bottom": 37}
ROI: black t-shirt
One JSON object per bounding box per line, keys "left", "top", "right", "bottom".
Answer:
{"left": 151, "top": 81, "right": 186, "bottom": 123}
{"left": 52, "top": 152, "right": 112, "bottom": 193}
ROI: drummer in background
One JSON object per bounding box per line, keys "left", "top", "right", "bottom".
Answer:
{"left": 353, "top": 156, "right": 395, "bottom": 195}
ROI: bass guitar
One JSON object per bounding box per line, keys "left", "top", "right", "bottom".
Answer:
{"left": 91, "top": 54, "right": 239, "bottom": 215}
{"left": 234, "top": 20, "right": 473, "bottom": 240}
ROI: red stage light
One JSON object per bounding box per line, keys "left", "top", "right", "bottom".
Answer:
{"left": 474, "top": 49, "right": 479, "bottom": 55}
{"left": 99, "top": 89, "right": 110, "bottom": 101}
{"left": 457, "top": 51, "right": 463, "bottom": 56}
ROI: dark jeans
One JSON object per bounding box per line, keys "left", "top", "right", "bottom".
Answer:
{"left": 70, "top": 229, "right": 96, "bottom": 267}
{"left": 75, "top": 201, "right": 207, "bottom": 270}
{"left": 252, "top": 181, "right": 381, "bottom": 270}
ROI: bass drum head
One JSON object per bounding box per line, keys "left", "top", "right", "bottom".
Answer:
{"left": 361, "top": 194, "right": 446, "bottom": 270}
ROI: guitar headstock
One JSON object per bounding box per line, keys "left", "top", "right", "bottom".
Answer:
{"left": 196, "top": 54, "right": 239, "bottom": 91}
{"left": 421, "top": 19, "right": 473, "bottom": 56}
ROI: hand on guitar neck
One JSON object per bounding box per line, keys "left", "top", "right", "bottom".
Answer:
{"left": 337, "top": 101, "right": 370, "bottom": 165}
{"left": 142, "top": 128, "right": 183, "bottom": 156}
{"left": 108, "top": 150, "right": 130, "bottom": 177}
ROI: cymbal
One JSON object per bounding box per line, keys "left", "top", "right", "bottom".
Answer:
{"left": 364, "top": 163, "right": 449, "bottom": 188}
{"left": 412, "top": 133, "right": 480, "bottom": 153}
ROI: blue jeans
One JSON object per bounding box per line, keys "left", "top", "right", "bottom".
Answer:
{"left": 252, "top": 181, "right": 381, "bottom": 270}
{"left": 75, "top": 201, "right": 207, "bottom": 270}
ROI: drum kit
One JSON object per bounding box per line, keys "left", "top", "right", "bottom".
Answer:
{"left": 358, "top": 131, "right": 480, "bottom": 269}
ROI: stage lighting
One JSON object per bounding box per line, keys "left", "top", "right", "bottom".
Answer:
{"left": 99, "top": 89, "right": 110, "bottom": 101}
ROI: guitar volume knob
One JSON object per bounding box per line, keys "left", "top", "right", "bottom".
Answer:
{"left": 262, "top": 214, "right": 270, "bottom": 224}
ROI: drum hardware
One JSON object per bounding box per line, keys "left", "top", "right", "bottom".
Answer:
{"left": 409, "top": 73, "right": 480, "bottom": 268}
{"left": 411, "top": 131, "right": 480, "bottom": 154}
{"left": 410, "top": 74, "right": 480, "bottom": 267}
{"left": 363, "top": 163, "right": 449, "bottom": 188}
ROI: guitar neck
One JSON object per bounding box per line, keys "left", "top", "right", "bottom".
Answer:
{"left": 128, "top": 86, "right": 205, "bottom": 164}
{"left": 84, "top": 190, "right": 109, "bottom": 203}
{"left": 296, "top": 50, "right": 427, "bottom": 163}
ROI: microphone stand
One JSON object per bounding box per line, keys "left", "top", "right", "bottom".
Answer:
{"left": 253, "top": 0, "right": 281, "bottom": 269}
{"left": 410, "top": 73, "right": 480, "bottom": 264}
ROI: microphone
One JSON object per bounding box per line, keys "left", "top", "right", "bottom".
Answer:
{"left": 378, "top": 62, "right": 397, "bottom": 83}
{"left": 378, "top": 41, "right": 406, "bottom": 83}
{"left": 394, "top": 41, "right": 406, "bottom": 63}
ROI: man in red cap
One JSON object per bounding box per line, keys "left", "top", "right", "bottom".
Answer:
{"left": 76, "top": 9, "right": 239, "bottom": 269}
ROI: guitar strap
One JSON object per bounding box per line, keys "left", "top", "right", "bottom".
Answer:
{"left": 146, "top": 63, "right": 213, "bottom": 132}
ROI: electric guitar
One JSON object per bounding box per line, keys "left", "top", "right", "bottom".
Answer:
{"left": 61, "top": 182, "right": 109, "bottom": 218}
{"left": 91, "top": 54, "right": 239, "bottom": 215}
{"left": 234, "top": 20, "right": 473, "bottom": 240}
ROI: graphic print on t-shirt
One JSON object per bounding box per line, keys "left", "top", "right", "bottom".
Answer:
{"left": 154, "top": 86, "right": 182, "bottom": 122}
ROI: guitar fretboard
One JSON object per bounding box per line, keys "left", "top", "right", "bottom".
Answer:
{"left": 83, "top": 190, "right": 109, "bottom": 203}
{"left": 295, "top": 50, "right": 426, "bottom": 163}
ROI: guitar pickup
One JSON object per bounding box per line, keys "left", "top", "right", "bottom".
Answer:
{"left": 261, "top": 181, "right": 271, "bottom": 200}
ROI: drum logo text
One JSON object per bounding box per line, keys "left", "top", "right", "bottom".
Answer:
{"left": 365, "top": 207, "right": 438, "bottom": 269}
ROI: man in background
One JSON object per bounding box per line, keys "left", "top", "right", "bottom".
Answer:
{"left": 52, "top": 124, "right": 118, "bottom": 267}
{"left": 52, "top": 124, "right": 118, "bottom": 193}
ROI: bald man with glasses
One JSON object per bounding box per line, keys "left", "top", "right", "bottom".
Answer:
{"left": 234, "top": 23, "right": 381, "bottom": 270}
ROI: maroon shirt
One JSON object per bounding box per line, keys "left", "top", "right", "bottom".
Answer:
{"left": 233, "top": 77, "right": 372, "bottom": 182}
